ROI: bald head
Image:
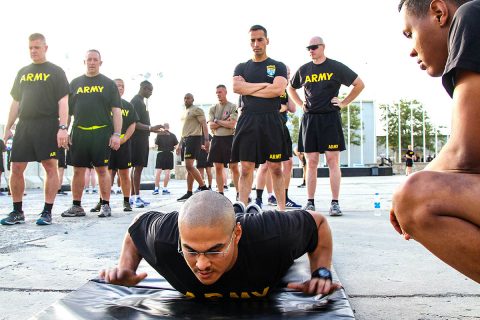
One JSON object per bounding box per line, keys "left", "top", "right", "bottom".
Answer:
{"left": 178, "top": 191, "right": 235, "bottom": 234}
{"left": 309, "top": 36, "right": 324, "bottom": 46}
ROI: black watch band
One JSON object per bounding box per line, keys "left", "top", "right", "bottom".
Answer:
{"left": 311, "top": 267, "right": 332, "bottom": 281}
{"left": 58, "top": 125, "right": 67, "bottom": 130}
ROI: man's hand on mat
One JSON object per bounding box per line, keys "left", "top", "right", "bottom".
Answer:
{"left": 287, "top": 278, "right": 341, "bottom": 296}
{"left": 99, "top": 267, "right": 148, "bottom": 286}
{"left": 389, "top": 208, "right": 411, "bottom": 240}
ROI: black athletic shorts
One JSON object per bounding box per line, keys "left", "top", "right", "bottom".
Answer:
{"left": 283, "top": 124, "right": 293, "bottom": 158}
{"left": 298, "top": 112, "right": 345, "bottom": 153}
{"left": 0, "top": 156, "right": 4, "bottom": 172}
{"left": 406, "top": 159, "right": 413, "bottom": 167}
{"left": 57, "top": 147, "right": 67, "bottom": 168}
{"left": 208, "top": 135, "right": 234, "bottom": 167}
{"left": 10, "top": 118, "right": 59, "bottom": 163}
{"left": 109, "top": 140, "right": 132, "bottom": 170}
{"left": 231, "top": 111, "right": 287, "bottom": 164}
{"left": 196, "top": 148, "right": 213, "bottom": 168}
{"left": 131, "top": 134, "right": 149, "bottom": 167}
{"left": 68, "top": 127, "right": 111, "bottom": 167}
{"left": 155, "top": 151, "right": 174, "bottom": 170}
{"left": 184, "top": 136, "right": 202, "bottom": 160}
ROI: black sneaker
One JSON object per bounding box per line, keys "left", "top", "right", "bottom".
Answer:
{"left": 57, "top": 190, "right": 68, "bottom": 195}
{"left": 297, "top": 183, "right": 306, "bottom": 188}
{"left": 123, "top": 201, "right": 132, "bottom": 212}
{"left": 246, "top": 203, "right": 262, "bottom": 214}
{"left": 36, "top": 210, "right": 52, "bottom": 225}
{"left": 233, "top": 201, "right": 246, "bottom": 214}
{"left": 1, "top": 210, "right": 25, "bottom": 225}
{"left": 177, "top": 193, "right": 192, "bottom": 202}
{"left": 255, "top": 198, "right": 263, "bottom": 209}
{"left": 90, "top": 202, "right": 101, "bottom": 212}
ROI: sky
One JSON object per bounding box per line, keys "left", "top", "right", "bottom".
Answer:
{"left": 0, "top": 0, "right": 453, "bottom": 139}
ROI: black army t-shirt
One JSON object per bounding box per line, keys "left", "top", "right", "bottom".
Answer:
{"left": 119, "top": 99, "right": 139, "bottom": 134}
{"left": 131, "top": 94, "right": 151, "bottom": 138}
{"left": 69, "top": 74, "right": 121, "bottom": 128}
{"left": 442, "top": 0, "right": 480, "bottom": 97}
{"left": 234, "top": 58, "right": 287, "bottom": 114}
{"left": 10, "top": 62, "right": 70, "bottom": 120}
{"left": 290, "top": 59, "right": 357, "bottom": 114}
{"left": 155, "top": 133, "right": 179, "bottom": 152}
{"left": 129, "top": 210, "right": 318, "bottom": 299}
{"left": 279, "top": 90, "right": 289, "bottom": 124}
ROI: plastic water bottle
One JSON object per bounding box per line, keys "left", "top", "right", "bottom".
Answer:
{"left": 5, "top": 138, "right": 13, "bottom": 151}
{"left": 373, "top": 192, "right": 381, "bottom": 216}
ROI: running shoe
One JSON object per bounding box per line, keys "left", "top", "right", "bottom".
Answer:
{"left": 61, "top": 205, "right": 86, "bottom": 217}
{"left": 162, "top": 189, "right": 171, "bottom": 195}
{"left": 223, "top": 185, "right": 229, "bottom": 190}
{"left": 297, "top": 183, "right": 306, "bottom": 188}
{"left": 134, "top": 198, "right": 145, "bottom": 208}
{"left": 90, "top": 202, "right": 101, "bottom": 212}
{"left": 232, "top": 201, "right": 246, "bottom": 214}
{"left": 329, "top": 203, "right": 343, "bottom": 216}
{"left": 129, "top": 197, "right": 134, "bottom": 205}
{"left": 177, "top": 193, "right": 192, "bottom": 202}
{"left": 36, "top": 211, "right": 52, "bottom": 225}
{"left": 285, "top": 198, "right": 302, "bottom": 209}
{"left": 267, "top": 195, "right": 277, "bottom": 206}
{"left": 193, "top": 187, "right": 202, "bottom": 194}
{"left": 246, "top": 203, "right": 262, "bottom": 214}
{"left": 57, "top": 190, "right": 68, "bottom": 195}
{"left": 302, "top": 201, "right": 315, "bottom": 211}
{"left": 255, "top": 198, "right": 263, "bottom": 209}
{"left": 138, "top": 197, "right": 150, "bottom": 206}
{"left": 1, "top": 210, "right": 25, "bottom": 225}
{"left": 123, "top": 201, "right": 132, "bottom": 212}
{"left": 152, "top": 188, "right": 159, "bottom": 195}
{"left": 98, "top": 204, "right": 112, "bottom": 218}
{"left": 92, "top": 189, "right": 98, "bottom": 194}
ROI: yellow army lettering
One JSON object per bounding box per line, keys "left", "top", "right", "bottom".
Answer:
{"left": 76, "top": 86, "right": 104, "bottom": 94}
{"left": 328, "top": 144, "right": 339, "bottom": 149}
{"left": 104, "top": 159, "right": 109, "bottom": 164}
{"left": 20, "top": 73, "right": 51, "bottom": 82}
{"left": 269, "top": 154, "right": 281, "bottom": 160}
{"left": 121, "top": 109, "right": 129, "bottom": 117}
{"left": 305, "top": 73, "right": 333, "bottom": 83}
{"left": 185, "top": 287, "right": 269, "bottom": 299}
{"left": 49, "top": 151, "right": 56, "bottom": 157}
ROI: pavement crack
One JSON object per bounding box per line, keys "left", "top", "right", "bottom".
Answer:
{"left": 348, "top": 293, "right": 480, "bottom": 298}
{"left": 0, "top": 287, "right": 73, "bottom": 293}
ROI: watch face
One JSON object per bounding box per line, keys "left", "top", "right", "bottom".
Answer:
{"left": 318, "top": 269, "right": 330, "bottom": 278}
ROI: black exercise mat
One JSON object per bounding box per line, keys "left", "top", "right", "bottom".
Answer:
{"left": 32, "top": 258, "right": 354, "bottom": 319}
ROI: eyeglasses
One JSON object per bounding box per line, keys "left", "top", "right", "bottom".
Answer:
{"left": 178, "top": 227, "right": 236, "bottom": 260}
{"left": 306, "top": 44, "right": 323, "bottom": 51}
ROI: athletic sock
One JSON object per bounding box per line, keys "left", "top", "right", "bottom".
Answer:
{"left": 73, "top": 200, "right": 81, "bottom": 207}
{"left": 13, "top": 202, "right": 23, "bottom": 212}
{"left": 101, "top": 199, "right": 110, "bottom": 205}
{"left": 99, "top": 197, "right": 102, "bottom": 203}
{"left": 124, "top": 197, "right": 129, "bottom": 203}
{"left": 308, "top": 199, "right": 315, "bottom": 205}
{"left": 219, "top": 192, "right": 224, "bottom": 195}
{"left": 256, "top": 189, "right": 264, "bottom": 200}
{"left": 285, "top": 189, "right": 289, "bottom": 200}
{"left": 331, "top": 200, "right": 339, "bottom": 205}
{"left": 199, "top": 185, "right": 209, "bottom": 191}
{"left": 43, "top": 203, "right": 53, "bottom": 213}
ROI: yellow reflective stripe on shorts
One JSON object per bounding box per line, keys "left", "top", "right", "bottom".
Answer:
{"left": 77, "top": 125, "right": 108, "bottom": 130}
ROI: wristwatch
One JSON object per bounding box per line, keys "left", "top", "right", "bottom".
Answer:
{"left": 113, "top": 132, "right": 121, "bottom": 137}
{"left": 311, "top": 267, "right": 332, "bottom": 281}
{"left": 58, "top": 125, "right": 67, "bottom": 130}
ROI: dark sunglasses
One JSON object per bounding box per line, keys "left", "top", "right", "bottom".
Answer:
{"left": 306, "top": 44, "right": 322, "bottom": 51}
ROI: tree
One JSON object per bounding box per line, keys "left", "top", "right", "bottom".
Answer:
{"left": 341, "top": 103, "right": 362, "bottom": 146}
{"left": 378, "top": 99, "right": 448, "bottom": 161}
{"left": 288, "top": 112, "right": 300, "bottom": 146}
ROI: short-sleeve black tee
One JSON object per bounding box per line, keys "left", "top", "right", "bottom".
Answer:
{"left": 120, "top": 99, "right": 139, "bottom": 134}
{"left": 129, "top": 210, "right": 318, "bottom": 299}
{"left": 405, "top": 150, "right": 414, "bottom": 158}
{"left": 442, "top": 0, "right": 480, "bottom": 97}
{"left": 233, "top": 58, "right": 287, "bottom": 114}
{"left": 290, "top": 59, "right": 357, "bottom": 114}
{"left": 155, "top": 133, "right": 179, "bottom": 152}
{"left": 10, "top": 62, "right": 70, "bottom": 120}
{"left": 69, "top": 74, "right": 121, "bottom": 128}
{"left": 131, "top": 94, "right": 151, "bottom": 137}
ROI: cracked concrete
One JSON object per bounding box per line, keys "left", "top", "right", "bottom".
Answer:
{"left": 0, "top": 176, "right": 479, "bottom": 319}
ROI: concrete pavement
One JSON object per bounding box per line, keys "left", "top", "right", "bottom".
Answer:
{"left": 0, "top": 175, "right": 478, "bottom": 319}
